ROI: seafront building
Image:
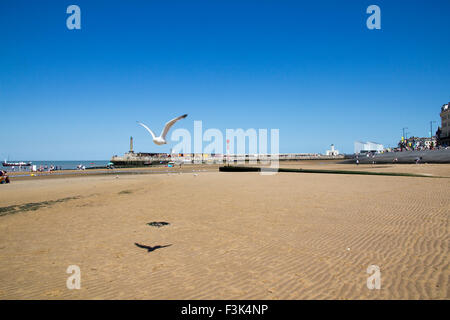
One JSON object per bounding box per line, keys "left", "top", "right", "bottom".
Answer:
{"left": 438, "top": 102, "right": 450, "bottom": 146}
{"left": 110, "top": 152, "right": 344, "bottom": 166}
{"left": 354, "top": 141, "right": 384, "bottom": 154}
{"left": 110, "top": 138, "right": 344, "bottom": 166}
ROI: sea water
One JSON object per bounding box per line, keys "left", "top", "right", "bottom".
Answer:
{"left": 2, "top": 160, "right": 109, "bottom": 171}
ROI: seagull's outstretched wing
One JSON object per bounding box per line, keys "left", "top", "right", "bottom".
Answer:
{"left": 137, "top": 121, "right": 156, "bottom": 139}
{"left": 160, "top": 114, "right": 188, "bottom": 139}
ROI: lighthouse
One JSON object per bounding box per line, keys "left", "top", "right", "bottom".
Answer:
{"left": 326, "top": 144, "right": 339, "bottom": 156}
{"left": 129, "top": 136, "right": 134, "bottom": 154}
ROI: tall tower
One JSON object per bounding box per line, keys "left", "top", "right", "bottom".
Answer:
{"left": 129, "top": 136, "right": 134, "bottom": 153}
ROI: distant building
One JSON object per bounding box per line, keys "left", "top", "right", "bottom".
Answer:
{"left": 325, "top": 144, "right": 339, "bottom": 156}
{"left": 438, "top": 102, "right": 450, "bottom": 146}
{"left": 354, "top": 141, "right": 384, "bottom": 154}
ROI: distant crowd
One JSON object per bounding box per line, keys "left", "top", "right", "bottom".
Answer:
{"left": 37, "top": 165, "right": 63, "bottom": 172}
{"left": 395, "top": 140, "right": 449, "bottom": 152}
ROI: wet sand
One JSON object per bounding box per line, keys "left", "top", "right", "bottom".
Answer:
{"left": 0, "top": 163, "right": 448, "bottom": 299}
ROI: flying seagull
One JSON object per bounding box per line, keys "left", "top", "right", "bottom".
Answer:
{"left": 137, "top": 114, "right": 188, "bottom": 145}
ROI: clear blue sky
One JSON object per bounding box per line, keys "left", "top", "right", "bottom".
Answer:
{"left": 1, "top": 0, "right": 449, "bottom": 160}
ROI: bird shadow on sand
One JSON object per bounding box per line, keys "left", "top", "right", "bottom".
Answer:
{"left": 134, "top": 243, "right": 172, "bottom": 253}
{"left": 147, "top": 222, "right": 170, "bottom": 228}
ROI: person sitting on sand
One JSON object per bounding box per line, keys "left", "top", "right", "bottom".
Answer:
{"left": 0, "top": 170, "right": 10, "bottom": 184}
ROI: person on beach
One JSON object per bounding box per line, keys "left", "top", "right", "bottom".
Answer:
{"left": 0, "top": 170, "right": 10, "bottom": 184}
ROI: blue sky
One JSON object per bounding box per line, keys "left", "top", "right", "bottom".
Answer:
{"left": 0, "top": 0, "right": 449, "bottom": 160}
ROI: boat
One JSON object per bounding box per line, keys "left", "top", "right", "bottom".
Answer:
{"left": 2, "top": 160, "right": 32, "bottom": 167}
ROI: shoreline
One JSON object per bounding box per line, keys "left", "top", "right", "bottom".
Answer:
{"left": 4, "top": 161, "right": 450, "bottom": 182}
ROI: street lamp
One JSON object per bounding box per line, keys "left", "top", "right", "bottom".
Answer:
{"left": 430, "top": 121, "right": 437, "bottom": 138}
{"left": 402, "top": 127, "right": 408, "bottom": 140}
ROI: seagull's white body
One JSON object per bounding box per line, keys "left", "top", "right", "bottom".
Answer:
{"left": 137, "top": 114, "right": 188, "bottom": 145}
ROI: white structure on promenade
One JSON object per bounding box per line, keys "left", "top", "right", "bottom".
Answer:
{"left": 325, "top": 144, "right": 339, "bottom": 156}
{"left": 354, "top": 141, "right": 384, "bottom": 154}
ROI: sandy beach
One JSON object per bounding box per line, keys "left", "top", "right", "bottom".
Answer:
{"left": 0, "top": 163, "right": 448, "bottom": 299}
